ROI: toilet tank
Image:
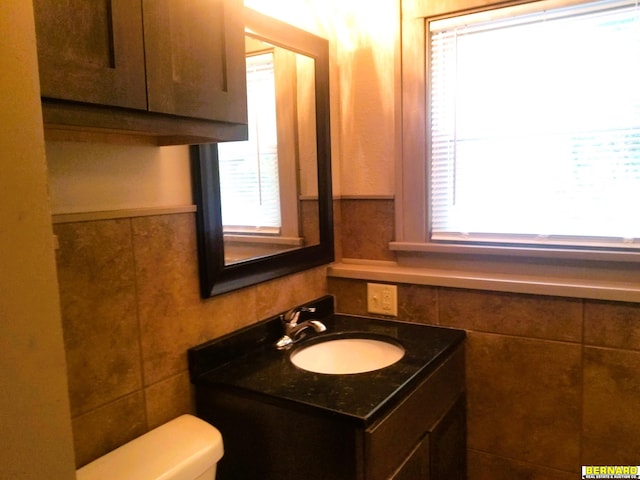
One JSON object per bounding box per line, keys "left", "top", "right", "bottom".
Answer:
{"left": 76, "top": 414, "right": 223, "bottom": 480}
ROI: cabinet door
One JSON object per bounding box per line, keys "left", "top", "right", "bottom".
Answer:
{"left": 143, "top": 0, "right": 248, "bottom": 124}
{"left": 391, "top": 436, "right": 430, "bottom": 480}
{"left": 33, "top": 0, "right": 147, "bottom": 109}
{"left": 430, "top": 396, "right": 467, "bottom": 480}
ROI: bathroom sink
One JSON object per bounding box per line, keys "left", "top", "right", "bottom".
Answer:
{"left": 290, "top": 336, "right": 405, "bottom": 374}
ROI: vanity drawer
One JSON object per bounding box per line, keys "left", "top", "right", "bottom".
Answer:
{"left": 363, "top": 345, "right": 465, "bottom": 480}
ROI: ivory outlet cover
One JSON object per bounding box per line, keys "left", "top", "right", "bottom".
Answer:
{"left": 367, "top": 283, "right": 398, "bottom": 316}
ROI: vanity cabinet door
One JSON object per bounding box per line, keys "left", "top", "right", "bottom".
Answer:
{"left": 390, "top": 436, "right": 430, "bottom": 480}
{"left": 429, "top": 395, "right": 467, "bottom": 480}
{"left": 364, "top": 346, "right": 465, "bottom": 480}
{"left": 33, "top": 0, "right": 147, "bottom": 110}
{"left": 143, "top": 0, "right": 247, "bottom": 123}
{"left": 388, "top": 395, "right": 465, "bottom": 480}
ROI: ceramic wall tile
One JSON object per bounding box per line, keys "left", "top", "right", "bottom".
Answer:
{"left": 468, "top": 450, "right": 575, "bottom": 480}
{"left": 255, "top": 265, "right": 328, "bottom": 319}
{"left": 132, "top": 213, "right": 201, "bottom": 385}
{"left": 60, "top": 205, "right": 640, "bottom": 478}
{"left": 333, "top": 199, "right": 343, "bottom": 261}
{"left": 71, "top": 391, "right": 146, "bottom": 468}
{"left": 340, "top": 199, "right": 395, "bottom": 261}
{"left": 145, "top": 371, "right": 194, "bottom": 430}
{"left": 397, "top": 284, "right": 438, "bottom": 324}
{"left": 57, "top": 212, "right": 330, "bottom": 467}
{"left": 199, "top": 287, "right": 261, "bottom": 338}
{"left": 584, "top": 300, "right": 640, "bottom": 351}
{"left": 583, "top": 347, "right": 640, "bottom": 464}
{"left": 328, "top": 277, "right": 369, "bottom": 316}
{"left": 300, "top": 198, "right": 320, "bottom": 246}
{"left": 54, "top": 220, "right": 142, "bottom": 417}
{"left": 132, "top": 214, "right": 259, "bottom": 385}
{"left": 466, "top": 332, "right": 581, "bottom": 472}
{"left": 440, "top": 288, "right": 583, "bottom": 342}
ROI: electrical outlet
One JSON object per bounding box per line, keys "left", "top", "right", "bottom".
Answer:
{"left": 367, "top": 283, "right": 398, "bottom": 316}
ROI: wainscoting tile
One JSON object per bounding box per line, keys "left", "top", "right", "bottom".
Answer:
{"left": 145, "top": 371, "right": 194, "bottom": 430}
{"left": 133, "top": 213, "right": 202, "bottom": 385}
{"left": 398, "top": 284, "right": 438, "bottom": 324}
{"left": 133, "top": 214, "right": 259, "bottom": 385}
{"left": 300, "top": 198, "right": 320, "bottom": 246}
{"left": 584, "top": 300, "right": 640, "bottom": 351}
{"left": 71, "top": 391, "right": 146, "bottom": 468}
{"left": 333, "top": 199, "right": 343, "bottom": 261}
{"left": 54, "top": 220, "right": 142, "bottom": 417}
{"left": 583, "top": 347, "right": 640, "bottom": 464}
{"left": 468, "top": 450, "right": 575, "bottom": 480}
{"left": 466, "top": 332, "right": 581, "bottom": 472}
{"left": 439, "top": 288, "right": 582, "bottom": 342}
{"left": 328, "top": 277, "right": 369, "bottom": 316}
{"left": 255, "top": 265, "right": 328, "bottom": 319}
{"left": 340, "top": 199, "right": 395, "bottom": 261}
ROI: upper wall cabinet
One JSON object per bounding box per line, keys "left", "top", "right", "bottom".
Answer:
{"left": 33, "top": 0, "right": 248, "bottom": 145}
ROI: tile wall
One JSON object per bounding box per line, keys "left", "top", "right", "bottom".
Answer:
{"left": 330, "top": 198, "right": 640, "bottom": 479}
{"left": 54, "top": 212, "right": 329, "bottom": 467}
{"left": 53, "top": 198, "right": 640, "bottom": 476}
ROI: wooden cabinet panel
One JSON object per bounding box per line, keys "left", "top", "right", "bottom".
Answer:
{"left": 196, "top": 388, "right": 358, "bottom": 480}
{"left": 391, "top": 436, "right": 430, "bottom": 480}
{"left": 33, "top": 0, "right": 147, "bottom": 109}
{"left": 430, "top": 396, "right": 467, "bottom": 480}
{"left": 33, "top": 0, "right": 248, "bottom": 144}
{"left": 364, "top": 345, "right": 465, "bottom": 479}
{"left": 143, "top": 0, "right": 247, "bottom": 123}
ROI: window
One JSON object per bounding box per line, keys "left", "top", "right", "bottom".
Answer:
{"left": 428, "top": 0, "right": 640, "bottom": 251}
{"left": 218, "top": 52, "right": 282, "bottom": 235}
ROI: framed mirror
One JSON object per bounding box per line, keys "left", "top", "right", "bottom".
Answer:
{"left": 191, "top": 8, "right": 334, "bottom": 298}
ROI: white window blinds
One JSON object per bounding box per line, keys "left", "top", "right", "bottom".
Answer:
{"left": 429, "top": 0, "right": 640, "bottom": 249}
{"left": 217, "top": 52, "right": 281, "bottom": 234}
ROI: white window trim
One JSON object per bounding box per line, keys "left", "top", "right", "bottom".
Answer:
{"left": 393, "top": 0, "right": 640, "bottom": 301}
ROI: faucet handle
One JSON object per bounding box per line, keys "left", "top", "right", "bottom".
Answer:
{"left": 276, "top": 306, "right": 322, "bottom": 350}
{"left": 282, "top": 306, "right": 316, "bottom": 324}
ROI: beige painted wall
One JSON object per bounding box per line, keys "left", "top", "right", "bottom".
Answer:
{"left": 46, "top": 142, "right": 192, "bottom": 214}
{"left": 0, "top": 1, "right": 76, "bottom": 478}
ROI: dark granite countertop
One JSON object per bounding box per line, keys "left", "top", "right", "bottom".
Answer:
{"left": 188, "top": 296, "right": 465, "bottom": 427}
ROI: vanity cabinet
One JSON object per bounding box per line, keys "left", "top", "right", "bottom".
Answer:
{"left": 194, "top": 344, "right": 466, "bottom": 480}
{"left": 389, "top": 395, "right": 466, "bottom": 480}
{"left": 33, "top": 0, "right": 247, "bottom": 144}
{"left": 367, "top": 348, "right": 466, "bottom": 480}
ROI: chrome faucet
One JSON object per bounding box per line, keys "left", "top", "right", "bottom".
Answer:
{"left": 275, "top": 306, "right": 326, "bottom": 349}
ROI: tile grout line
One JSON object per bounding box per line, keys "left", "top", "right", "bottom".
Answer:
{"left": 128, "top": 217, "right": 149, "bottom": 431}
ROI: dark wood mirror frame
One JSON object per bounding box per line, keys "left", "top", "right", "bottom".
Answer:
{"left": 190, "top": 8, "right": 334, "bottom": 298}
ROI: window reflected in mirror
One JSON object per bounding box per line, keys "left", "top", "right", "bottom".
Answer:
{"left": 218, "top": 35, "right": 319, "bottom": 265}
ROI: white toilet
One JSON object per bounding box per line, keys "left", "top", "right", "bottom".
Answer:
{"left": 76, "top": 414, "right": 223, "bottom": 480}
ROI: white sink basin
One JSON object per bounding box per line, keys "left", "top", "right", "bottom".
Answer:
{"left": 290, "top": 337, "right": 405, "bottom": 374}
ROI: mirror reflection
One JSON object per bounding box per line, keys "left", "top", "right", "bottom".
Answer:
{"left": 218, "top": 34, "right": 319, "bottom": 265}
{"left": 190, "top": 7, "right": 333, "bottom": 298}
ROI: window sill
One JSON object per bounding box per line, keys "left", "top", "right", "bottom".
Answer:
{"left": 327, "top": 259, "right": 640, "bottom": 303}
{"left": 389, "top": 241, "right": 640, "bottom": 263}
{"left": 223, "top": 234, "right": 303, "bottom": 246}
